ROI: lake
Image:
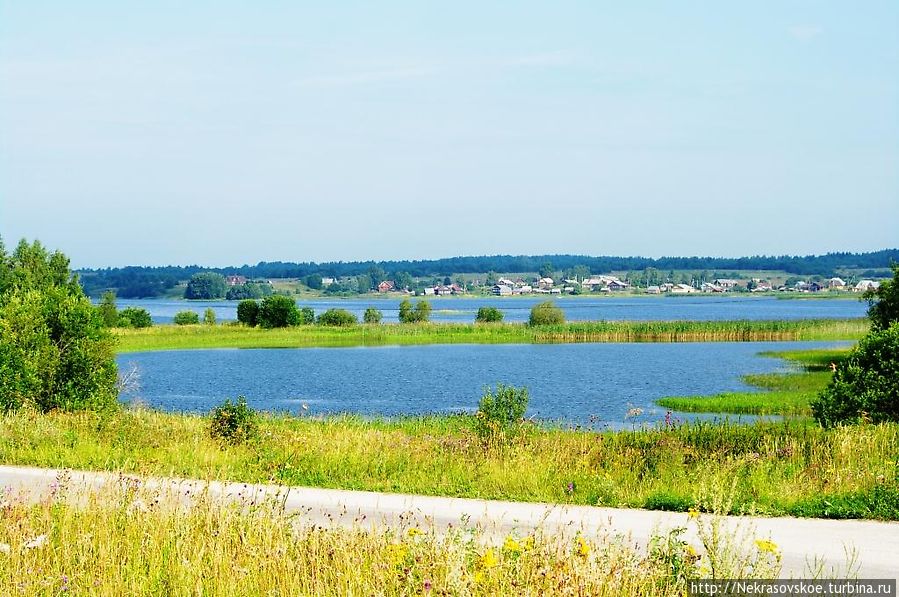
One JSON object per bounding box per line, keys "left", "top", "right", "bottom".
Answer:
{"left": 117, "top": 340, "right": 848, "bottom": 426}
{"left": 114, "top": 295, "right": 866, "bottom": 325}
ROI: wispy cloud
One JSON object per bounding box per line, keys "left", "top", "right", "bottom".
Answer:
{"left": 788, "top": 24, "right": 823, "bottom": 42}
{"left": 294, "top": 66, "right": 434, "bottom": 88}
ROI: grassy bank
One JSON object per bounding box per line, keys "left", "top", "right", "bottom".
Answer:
{"left": 114, "top": 318, "right": 868, "bottom": 352}
{"left": 657, "top": 348, "right": 849, "bottom": 417}
{"left": 0, "top": 484, "right": 784, "bottom": 595}
{"left": 2, "top": 408, "right": 897, "bottom": 520}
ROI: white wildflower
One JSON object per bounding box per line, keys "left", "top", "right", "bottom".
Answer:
{"left": 24, "top": 534, "right": 48, "bottom": 549}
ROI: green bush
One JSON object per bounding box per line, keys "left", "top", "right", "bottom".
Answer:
{"left": 317, "top": 308, "right": 358, "bottom": 326}
{"left": 474, "top": 384, "right": 529, "bottom": 443}
{"left": 0, "top": 238, "right": 118, "bottom": 414}
{"left": 118, "top": 307, "right": 152, "bottom": 328}
{"left": 236, "top": 299, "right": 259, "bottom": 326}
{"left": 298, "top": 306, "right": 315, "bottom": 325}
{"left": 209, "top": 396, "right": 258, "bottom": 445}
{"left": 173, "top": 310, "right": 200, "bottom": 325}
{"left": 811, "top": 324, "right": 899, "bottom": 426}
{"left": 866, "top": 263, "right": 898, "bottom": 331}
{"left": 475, "top": 306, "right": 504, "bottom": 323}
{"left": 399, "top": 299, "right": 431, "bottom": 323}
{"left": 528, "top": 301, "right": 565, "bottom": 326}
{"left": 98, "top": 291, "right": 118, "bottom": 327}
{"left": 258, "top": 295, "right": 301, "bottom": 328}
{"left": 363, "top": 307, "right": 382, "bottom": 324}
{"left": 203, "top": 308, "right": 216, "bottom": 326}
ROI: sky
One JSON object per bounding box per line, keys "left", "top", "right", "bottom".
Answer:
{"left": 1, "top": 2, "right": 897, "bottom": 268}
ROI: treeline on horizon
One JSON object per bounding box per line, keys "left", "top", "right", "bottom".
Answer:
{"left": 77, "top": 249, "right": 899, "bottom": 298}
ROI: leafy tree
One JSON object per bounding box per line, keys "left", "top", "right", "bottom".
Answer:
{"left": 398, "top": 298, "right": 414, "bottom": 323}
{"left": 394, "top": 271, "right": 413, "bottom": 291}
{"left": 568, "top": 265, "right": 591, "bottom": 282}
{"left": 485, "top": 271, "right": 498, "bottom": 286}
{"left": 226, "top": 282, "right": 270, "bottom": 300}
{"left": 298, "top": 306, "right": 315, "bottom": 325}
{"left": 865, "top": 263, "right": 899, "bottom": 331}
{"left": 316, "top": 308, "right": 358, "bottom": 326}
{"left": 209, "top": 396, "right": 257, "bottom": 445}
{"left": 367, "top": 265, "right": 387, "bottom": 287}
{"left": 398, "top": 298, "right": 431, "bottom": 323}
{"left": 474, "top": 384, "right": 529, "bottom": 444}
{"left": 0, "top": 237, "right": 118, "bottom": 413}
{"left": 203, "top": 308, "right": 216, "bottom": 325}
{"left": 98, "top": 291, "right": 118, "bottom": 327}
{"left": 237, "top": 300, "right": 259, "bottom": 326}
{"left": 258, "top": 295, "right": 301, "bottom": 328}
{"left": 305, "top": 274, "right": 323, "bottom": 290}
{"left": 173, "top": 310, "right": 200, "bottom": 325}
{"left": 414, "top": 300, "right": 431, "bottom": 323}
{"left": 538, "top": 262, "right": 555, "bottom": 279}
{"left": 363, "top": 307, "right": 382, "bottom": 324}
{"left": 118, "top": 307, "right": 152, "bottom": 328}
{"left": 811, "top": 325, "right": 899, "bottom": 426}
{"left": 356, "top": 274, "right": 372, "bottom": 294}
{"left": 184, "top": 272, "right": 227, "bottom": 300}
{"left": 528, "top": 301, "right": 565, "bottom": 326}
{"left": 476, "top": 306, "right": 504, "bottom": 323}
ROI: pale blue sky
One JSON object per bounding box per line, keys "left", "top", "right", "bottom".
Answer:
{"left": 1, "top": 2, "right": 897, "bottom": 267}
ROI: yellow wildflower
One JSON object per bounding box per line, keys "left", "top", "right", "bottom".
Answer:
{"left": 575, "top": 536, "right": 591, "bottom": 559}
{"left": 687, "top": 507, "right": 700, "bottom": 520}
{"left": 503, "top": 536, "right": 521, "bottom": 554}
{"left": 388, "top": 543, "right": 409, "bottom": 566}
{"left": 407, "top": 527, "right": 423, "bottom": 538}
{"left": 480, "top": 548, "right": 498, "bottom": 569}
{"left": 522, "top": 535, "right": 535, "bottom": 552}
{"left": 755, "top": 538, "right": 779, "bottom": 554}
{"left": 685, "top": 544, "right": 698, "bottom": 558}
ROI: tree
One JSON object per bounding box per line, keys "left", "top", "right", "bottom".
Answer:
{"left": 363, "top": 307, "right": 382, "bottom": 324}
{"left": 356, "top": 274, "right": 372, "bottom": 294}
{"left": 529, "top": 301, "right": 565, "bottom": 326}
{"left": 568, "top": 265, "right": 591, "bottom": 282}
{"left": 98, "top": 291, "right": 118, "bottom": 327}
{"left": 394, "top": 271, "right": 413, "bottom": 291}
{"left": 237, "top": 300, "right": 259, "bottom": 326}
{"left": 257, "top": 295, "right": 300, "bottom": 328}
{"left": 305, "top": 274, "right": 323, "bottom": 290}
{"left": 298, "top": 306, "right": 315, "bottom": 325}
{"left": 865, "top": 263, "right": 899, "bottom": 331}
{"left": 316, "top": 308, "right": 358, "bottom": 326}
{"left": 399, "top": 298, "right": 430, "bottom": 323}
{"left": 184, "top": 272, "right": 227, "bottom": 300}
{"left": 118, "top": 307, "right": 152, "bottom": 328}
{"left": 226, "top": 282, "right": 270, "bottom": 300}
{"left": 538, "top": 262, "right": 554, "bottom": 279}
{"left": 173, "top": 310, "right": 200, "bottom": 325}
{"left": 476, "top": 306, "right": 504, "bottom": 323}
{"left": 414, "top": 300, "right": 431, "bottom": 323}
{"left": 203, "top": 308, "right": 216, "bottom": 325}
{"left": 0, "top": 237, "right": 118, "bottom": 413}
{"left": 398, "top": 298, "right": 414, "bottom": 323}
{"left": 811, "top": 325, "right": 899, "bottom": 426}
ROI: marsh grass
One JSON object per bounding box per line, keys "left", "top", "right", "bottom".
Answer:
{"left": 0, "top": 480, "right": 787, "bottom": 595}
{"left": 1, "top": 407, "right": 897, "bottom": 520}
{"left": 114, "top": 319, "right": 868, "bottom": 352}
{"left": 657, "top": 348, "right": 851, "bottom": 416}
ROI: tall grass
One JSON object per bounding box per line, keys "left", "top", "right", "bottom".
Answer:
{"left": 115, "top": 319, "right": 868, "bottom": 352}
{"left": 0, "top": 481, "right": 783, "bottom": 595}
{"left": 2, "top": 409, "right": 896, "bottom": 520}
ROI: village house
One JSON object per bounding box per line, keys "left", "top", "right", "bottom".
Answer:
{"left": 377, "top": 280, "right": 395, "bottom": 293}
{"left": 645, "top": 285, "right": 661, "bottom": 294}
{"left": 854, "top": 280, "right": 880, "bottom": 292}
{"left": 828, "top": 277, "right": 846, "bottom": 289}
{"left": 537, "top": 277, "right": 554, "bottom": 289}
{"left": 492, "top": 284, "right": 512, "bottom": 296}
{"left": 670, "top": 283, "right": 696, "bottom": 294}
{"left": 225, "top": 275, "right": 247, "bottom": 286}
{"left": 714, "top": 279, "right": 739, "bottom": 290}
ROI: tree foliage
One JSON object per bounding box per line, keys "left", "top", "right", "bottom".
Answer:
{"left": 173, "top": 310, "right": 200, "bottom": 325}
{"left": 203, "top": 308, "right": 217, "bottom": 325}
{"left": 399, "top": 299, "right": 431, "bottom": 323}
{"left": 0, "top": 237, "right": 118, "bottom": 413}
{"left": 316, "top": 308, "right": 358, "bottom": 326}
{"left": 236, "top": 300, "right": 259, "bottom": 326}
{"left": 257, "top": 295, "right": 301, "bottom": 328}
{"left": 476, "top": 306, "right": 504, "bottom": 323}
{"left": 474, "top": 384, "right": 529, "bottom": 444}
{"left": 184, "top": 272, "right": 227, "bottom": 300}
{"left": 865, "top": 263, "right": 899, "bottom": 331}
{"left": 117, "top": 307, "right": 153, "bottom": 328}
{"left": 226, "top": 282, "right": 271, "bottom": 301}
{"left": 98, "top": 291, "right": 118, "bottom": 327}
{"left": 528, "top": 301, "right": 565, "bottom": 326}
{"left": 363, "top": 307, "right": 382, "bottom": 324}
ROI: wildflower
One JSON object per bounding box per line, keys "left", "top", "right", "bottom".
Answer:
{"left": 575, "top": 536, "right": 591, "bottom": 559}
{"left": 687, "top": 507, "right": 700, "bottom": 520}
{"left": 521, "top": 535, "right": 535, "bottom": 552}
{"left": 127, "top": 498, "right": 149, "bottom": 515}
{"left": 423, "top": 578, "right": 432, "bottom": 593}
{"left": 503, "top": 536, "right": 521, "bottom": 554}
{"left": 388, "top": 543, "right": 409, "bottom": 566}
{"left": 24, "top": 534, "right": 48, "bottom": 550}
{"left": 685, "top": 544, "right": 699, "bottom": 558}
{"left": 0, "top": 543, "right": 10, "bottom": 555}
{"left": 480, "top": 548, "right": 498, "bottom": 569}
{"left": 407, "top": 527, "right": 423, "bottom": 538}
{"left": 565, "top": 481, "right": 576, "bottom": 495}
{"left": 755, "top": 538, "right": 779, "bottom": 554}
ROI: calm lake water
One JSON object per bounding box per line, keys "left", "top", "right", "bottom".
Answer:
{"left": 114, "top": 295, "right": 866, "bottom": 325}
{"left": 118, "top": 341, "right": 848, "bottom": 426}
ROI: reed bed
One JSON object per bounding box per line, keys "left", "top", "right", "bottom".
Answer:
{"left": 0, "top": 480, "right": 783, "bottom": 596}
{"left": 115, "top": 319, "right": 868, "bottom": 352}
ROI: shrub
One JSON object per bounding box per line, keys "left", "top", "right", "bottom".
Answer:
{"left": 528, "top": 301, "right": 564, "bottom": 326}
{"left": 203, "top": 308, "right": 216, "bottom": 326}
{"left": 399, "top": 299, "right": 431, "bottom": 323}
{"left": 117, "top": 307, "right": 153, "bottom": 328}
{"left": 173, "top": 310, "right": 200, "bottom": 325}
{"left": 474, "top": 384, "right": 529, "bottom": 443}
{"left": 865, "top": 263, "right": 899, "bottom": 331}
{"left": 298, "top": 306, "right": 315, "bottom": 325}
{"left": 317, "top": 308, "right": 358, "bottom": 326}
{"left": 98, "top": 291, "right": 118, "bottom": 327}
{"left": 209, "top": 396, "right": 258, "bottom": 445}
{"left": 363, "top": 307, "right": 382, "bottom": 324}
{"left": 476, "top": 306, "right": 504, "bottom": 323}
{"left": 811, "top": 324, "right": 899, "bottom": 426}
{"left": 184, "top": 272, "right": 227, "bottom": 300}
{"left": 258, "top": 295, "right": 300, "bottom": 328}
{"left": 0, "top": 238, "right": 118, "bottom": 414}
{"left": 236, "top": 299, "right": 259, "bottom": 326}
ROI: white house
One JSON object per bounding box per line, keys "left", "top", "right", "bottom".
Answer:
{"left": 828, "top": 277, "right": 846, "bottom": 289}
{"left": 854, "top": 280, "right": 880, "bottom": 292}
{"left": 492, "top": 284, "right": 512, "bottom": 296}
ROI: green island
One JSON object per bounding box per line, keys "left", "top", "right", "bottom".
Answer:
{"left": 114, "top": 317, "right": 868, "bottom": 352}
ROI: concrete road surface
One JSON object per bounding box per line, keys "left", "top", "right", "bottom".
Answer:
{"left": 1, "top": 465, "right": 896, "bottom": 579}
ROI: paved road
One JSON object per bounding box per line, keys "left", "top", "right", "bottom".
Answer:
{"left": 1, "top": 465, "right": 896, "bottom": 579}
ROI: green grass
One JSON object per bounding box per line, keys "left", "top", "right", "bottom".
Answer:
{"left": 2, "top": 406, "right": 897, "bottom": 520}
{"left": 657, "top": 348, "right": 850, "bottom": 416}
{"left": 114, "top": 318, "right": 869, "bottom": 352}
